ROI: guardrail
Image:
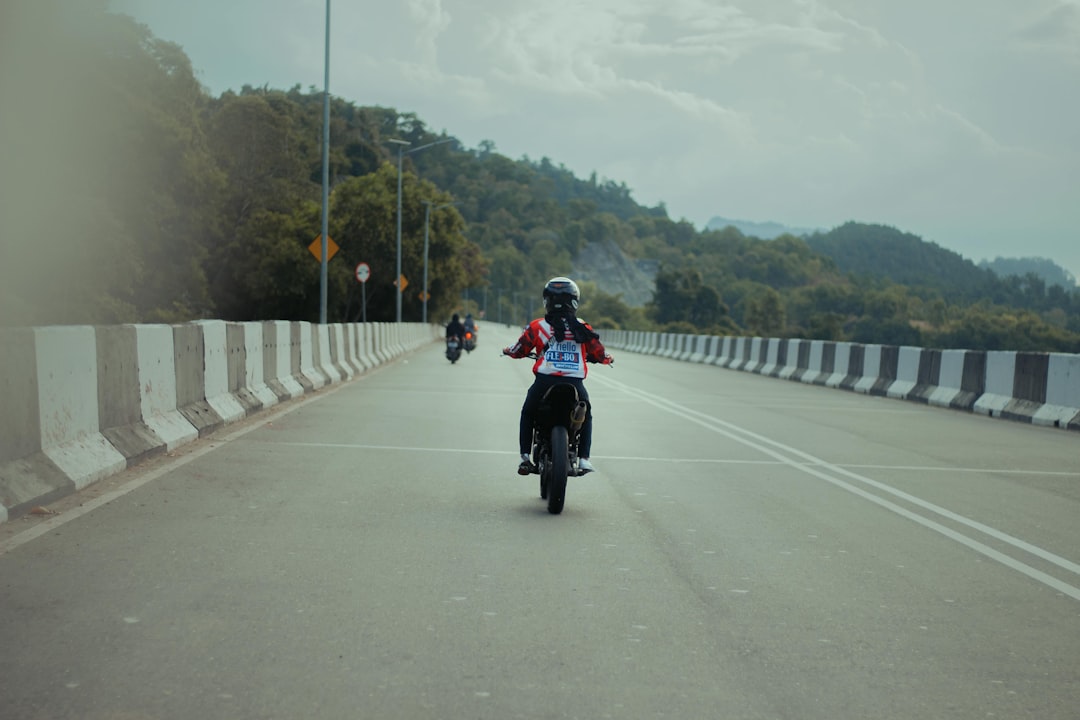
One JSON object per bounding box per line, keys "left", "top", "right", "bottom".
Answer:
{"left": 604, "top": 330, "right": 1080, "bottom": 431}
{"left": 0, "top": 321, "right": 439, "bottom": 525}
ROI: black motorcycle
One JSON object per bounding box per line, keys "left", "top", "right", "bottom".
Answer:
{"left": 463, "top": 329, "right": 477, "bottom": 353}
{"left": 512, "top": 351, "right": 613, "bottom": 514}
{"left": 446, "top": 336, "right": 462, "bottom": 363}
{"left": 530, "top": 381, "right": 589, "bottom": 514}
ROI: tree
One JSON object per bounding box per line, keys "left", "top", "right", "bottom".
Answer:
{"left": 744, "top": 287, "right": 785, "bottom": 336}
{"left": 330, "top": 165, "right": 474, "bottom": 322}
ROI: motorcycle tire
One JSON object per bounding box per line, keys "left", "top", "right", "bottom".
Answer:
{"left": 547, "top": 426, "right": 568, "bottom": 515}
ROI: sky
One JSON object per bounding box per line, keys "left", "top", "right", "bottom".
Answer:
{"left": 109, "top": 0, "right": 1080, "bottom": 283}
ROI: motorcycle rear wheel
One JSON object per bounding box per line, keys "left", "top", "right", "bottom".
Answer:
{"left": 547, "top": 426, "right": 568, "bottom": 514}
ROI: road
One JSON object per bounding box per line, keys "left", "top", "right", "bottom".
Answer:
{"left": 2, "top": 322, "right": 1079, "bottom": 719}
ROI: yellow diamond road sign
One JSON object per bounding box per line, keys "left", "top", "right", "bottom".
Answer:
{"left": 309, "top": 235, "right": 338, "bottom": 261}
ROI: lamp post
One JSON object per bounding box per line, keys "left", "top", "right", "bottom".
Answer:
{"left": 388, "top": 139, "right": 410, "bottom": 323}
{"left": 388, "top": 136, "right": 455, "bottom": 322}
{"left": 318, "top": 0, "right": 331, "bottom": 323}
{"left": 421, "top": 201, "right": 457, "bottom": 324}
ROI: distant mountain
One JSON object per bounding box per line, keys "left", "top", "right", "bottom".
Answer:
{"left": 804, "top": 222, "right": 995, "bottom": 300}
{"left": 979, "top": 257, "right": 1077, "bottom": 289}
{"left": 705, "top": 216, "right": 819, "bottom": 239}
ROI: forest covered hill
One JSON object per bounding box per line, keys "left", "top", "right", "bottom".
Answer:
{"left": 2, "top": 6, "right": 1079, "bottom": 353}
{"left": 980, "top": 257, "right": 1077, "bottom": 289}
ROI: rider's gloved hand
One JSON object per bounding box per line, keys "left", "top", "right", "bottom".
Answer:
{"left": 602, "top": 353, "right": 614, "bottom": 365}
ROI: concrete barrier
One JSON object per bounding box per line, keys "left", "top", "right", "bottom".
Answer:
{"left": 1034, "top": 354, "right": 1080, "bottom": 429}
{"left": 606, "top": 330, "right": 1078, "bottom": 435}
{"left": 709, "top": 337, "right": 731, "bottom": 366}
{"left": 0, "top": 327, "right": 125, "bottom": 522}
{"left": 1003, "top": 353, "right": 1049, "bottom": 424}
{"left": 928, "top": 350, "right": 978, "bottom": 410}
{"left": 135, "top": 324, "right": 199, "bottom": 450}
{"left": 96, "top": 325, "right": 166, "bottom": 465}
{"left": 197, "top": 320, "right": 248, "bottom": 424}
{"left": 904, "top": 348, "right": 941, "bottom": 404}
{"left": 747, "top": 338, "right": 773, "bottom": 375}
{"left": 807, "top": 341, "right": 834, "bottom": 386}
{"left": 657, "top": 333, "right": 672, "bottom": 357}
{"left": 265, "top": 321, "right": 305, "bottom": 400}
{"left": 767, "top": 339, "right": 788, "bottom": 377}
{"left": 757, "top": 338, "right": 778, "bottom": 376}
{"left": 687, "top": 335, "right": 708, "bottom": 363}
{"left": 677, "top": 335, "right": 696, "bottom": 362}
{"left": 886, "top": 346, "right": 923, "bottom": 400}
{"left": 172, "top": 323, "right": 223, "bottom": 436}
{"left": 869, "top": 345, "right": 898, "bottom": 396}
{"left": 974, "top": 351, "right": 1016, "bottom": 418}
{"left": 853, "top": 345, "right": 881, "bottom": 394}
{"left": 240, "top": 322, "right": 279, "bottom": 410}
{"left": 0, "top": 320, "right": 438, "bottom": 525}
{"left": 779, "top": 339, "right": 806, "bottom": 381}
{"left": 824, "top": 343, "right": 851, "bottom": 388}
{"left": 32, "top": 327, "right": 128, "bottom": 491}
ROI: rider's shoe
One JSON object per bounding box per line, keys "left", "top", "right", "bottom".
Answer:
{"left": 518, "top": 453, "right": 535, "bottom": 476}
{"left": 578, "top": 457, "right": 595, "bottom": 474}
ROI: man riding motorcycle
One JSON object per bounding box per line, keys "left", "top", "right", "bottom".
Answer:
{"left": 502, "top": 277, "right": 612, "bottom": 475}
{"left": 463, "top": 313, "right": 478, "bottom": 352}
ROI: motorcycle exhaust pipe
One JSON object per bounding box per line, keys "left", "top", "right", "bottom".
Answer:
{"left": 570, "top": 401, "right": 587, "bottom": 433}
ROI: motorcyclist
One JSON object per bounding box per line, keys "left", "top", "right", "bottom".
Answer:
{"left": 502, "top": 277, "right": 612, "bottom": 475}
{"left": 463, "top": 313, "right": 478, "bottom": 351}
{"left": 446, "top": 313, "right": 465, "bottom": 347}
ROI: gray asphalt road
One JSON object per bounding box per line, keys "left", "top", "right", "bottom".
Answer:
{"left": 2, "top": 322, "right": 1079, "bottom": 720}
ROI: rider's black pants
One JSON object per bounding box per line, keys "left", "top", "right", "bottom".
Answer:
{"left": 519, "top": 374, "right": 593, "bottom": 458}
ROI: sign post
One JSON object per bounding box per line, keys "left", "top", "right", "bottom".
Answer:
{"left": 355, "top": 262, "right": 371, "bottom": 323}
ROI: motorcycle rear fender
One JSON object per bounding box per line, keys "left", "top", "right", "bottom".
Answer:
{"left": 536, "top": 383, "right": 587, "bottom": 431}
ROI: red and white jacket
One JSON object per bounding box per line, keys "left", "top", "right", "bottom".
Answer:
{"left": 504, "top": 317, "right": 609, "bottom": 378}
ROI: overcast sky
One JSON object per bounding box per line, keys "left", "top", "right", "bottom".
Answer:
{"left": 109, "top": 0, "right": 1080, "bottom": 282}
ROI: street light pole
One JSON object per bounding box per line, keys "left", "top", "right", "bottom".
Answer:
{"left": 388, "top": 139, "right": 410, "bottom": 323}
{"left": 318, "top": 0, "right": 331, "bottom": 324}
{"left": 388, "top": 136, "right": 454, "bottom": 323}
{"left": 421, "top": 201, "right": 456, "bottom": 324}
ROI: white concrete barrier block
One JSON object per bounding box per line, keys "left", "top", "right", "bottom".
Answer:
{"left": 195, "top": 320, "right": 246, "bottom": 422}
{"left": 1032, "top": 353, "right": 1080, "bottom": 427}
{"left": 886, "top": 346, "right": 922, "bottom": 399}
{"left": 298, "top": 322, "right": 327, "bottom": 389}
{"left": 242, "top": 322, "right": 279, "bottom": 409}
{"left": 927, "top": 350, "right": 966, "bottom": 408}
{"left": 825, "top": 343, "right": 852, "bottom": 388}
{"left": 135, "top": 324, "right": 198, "bottom": 450}
{"left": 35, "top": 326, "right": 126, "bottom": 490}
{"left": 974, "top": 351, "right": 1016, "bottom": 416}
{"left": 854, "top": 345, "right": 882, "bottom": 394}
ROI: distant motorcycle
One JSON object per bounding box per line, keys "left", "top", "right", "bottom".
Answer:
{"left": 463, "top": 330, "right": 477, "bottom": 353}
{"left": 446, "top": 336, "right": 462, "bottom": 364}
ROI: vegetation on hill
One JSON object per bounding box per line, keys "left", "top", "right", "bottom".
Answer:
{"left": 979, "top": 257, "right": 1077, "bottom": 290}
{"left": 2, "top": 6, "right": 1078, "bottom": 353}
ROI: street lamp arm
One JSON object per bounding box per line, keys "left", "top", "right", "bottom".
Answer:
{"left": 406, "top": 137, "right": 455, "bottom": 155}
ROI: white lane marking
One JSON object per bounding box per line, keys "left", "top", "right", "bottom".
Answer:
{"left": 266, "top": 442, "right": 1080, "bottom": 477}
{"left": 591, "top": 374, "right": 1080, "bottom": 600}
